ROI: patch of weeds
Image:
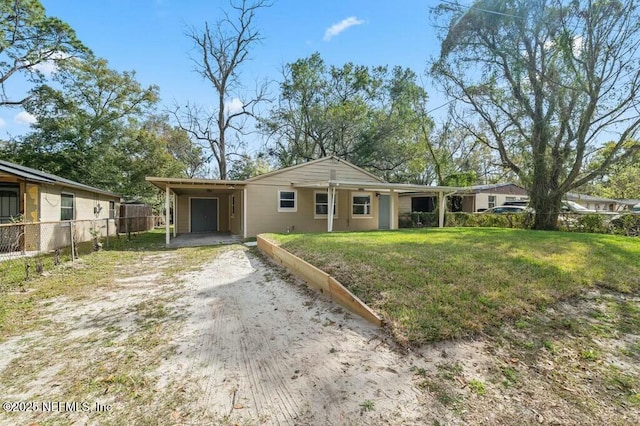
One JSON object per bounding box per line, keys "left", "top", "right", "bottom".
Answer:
{"left": 417, "top": 378, "right": 438, "bottom": 392}
{"left": 435, "top": 389, "right": 460, "bottom": 408}
{"left": 501, "top": 367, "right": 519, "bottom": 387}
{"left": 620, "top": 341, "right": 640, "bottom": 358}
{"left": 561, "top": 318, "right": 573, "bottom": 330}
{"left": 437, "top": 362, "right": 463, "bottom": 381}
{"left": 523, "top": 341, "right": 535, "bottom": 350}
{"left": 542, "top": 340, "right": 557, "bottom": 355}
{"left": 468, "top": 379, "right": 486, "bottom": 396}
{"left": 515, "top": 319, "right": 530, "bottom": 329}
{"left": 605, "top": 367, "right": 639, "bottom": 399}
{"left": 581, "top": 348, "right": 600, "bottom": 361}
{"left": 412, "top": 366, "right": 427, "bottom": 377}
{"left": 360, "top": 399, "right": 375, "bottom": 412}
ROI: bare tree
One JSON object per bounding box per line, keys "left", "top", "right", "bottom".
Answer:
{"left": 174, "top": 0, "right": 269, "bottom": 179}
{"left": 432, "top": 0, "right": 640, "bottom": 229}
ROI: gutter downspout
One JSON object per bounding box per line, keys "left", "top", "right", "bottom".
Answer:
{"left": 438, "top": 191, "right": 446, "bottom": 228}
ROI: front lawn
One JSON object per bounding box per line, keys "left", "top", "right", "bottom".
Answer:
{"left": 267, "top": 228, "right": 640, "bottom": 344}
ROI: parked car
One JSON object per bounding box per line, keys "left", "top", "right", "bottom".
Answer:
{"left": 561, "top": 200, "right": 596, "bottom": 214}
{"left": 609, "top": 203, "right": 640, "bottom": 235}
{"left": 502, "top": 200, "right": 530, "bottom": 207}
{"left": 481, "top": 205, "right": 533, "bottom": 214}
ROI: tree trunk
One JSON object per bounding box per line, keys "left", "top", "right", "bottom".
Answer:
{"left": 530, "top": 185, "right": 562, "bottom": 230}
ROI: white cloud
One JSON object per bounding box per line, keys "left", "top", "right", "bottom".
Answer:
{"left": 323, "top": 16, "right": 365, "bottom": 41}
{"left": 0, "top": 118, "right": 5, "bottom": 128}
{"left": 225, "top": 98, "right": 244, "bottom": 115}
{"left": 31, "top": 51, "right": 71, "bottom": 76}
{"left": 14, "top": 111, "right": 37, "bottom": 125}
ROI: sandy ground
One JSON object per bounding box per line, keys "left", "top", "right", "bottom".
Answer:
{"left": 0, "top": 247, "right": 449, "bottom": 425}
{"left": 157, "top": 248, "right": 441, "bottom": 425}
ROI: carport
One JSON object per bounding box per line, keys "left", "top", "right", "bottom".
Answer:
{"left": 146, "top": 177, "right": 247, "bottom": 245}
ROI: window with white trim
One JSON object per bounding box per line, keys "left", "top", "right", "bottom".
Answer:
{"left": 278, "top": 190, "right": 297, "bottom": 212}
{"left": 314, "top": 191, "right": 337, "bottom": 218}
{"left": 61, "top": 193, "right": 75, "bottom": 221}
{"left": 351, "top": 192, "right": 371, "bottom": 217}
{"left": 109, "top": 200, "right": 116, "bottom": 219}
{"left": 488, "top": 195, "right": 496, "bottom": 209}
{"left": 230, "top": 195, "right": 236, "bottom": 218}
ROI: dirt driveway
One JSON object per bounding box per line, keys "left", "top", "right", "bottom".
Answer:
{"left": 0, "top": 246, "right": 446, "bottom": 425}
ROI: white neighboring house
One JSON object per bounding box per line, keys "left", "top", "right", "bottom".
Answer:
{"left": 565, "top": 193, "right": 630, "bottom": 212}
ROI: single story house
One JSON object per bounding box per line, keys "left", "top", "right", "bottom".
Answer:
{"left": 400, "top": 183, "right": 529, "bottom": 214}
{"left": 565, "top": 193, "right": 629, "bottom": 212}
{"left": 0, "top": 160, "right": 120, "bottom": 252}
{"left": 147, "top": 156, "right": 461, "bottom": 243}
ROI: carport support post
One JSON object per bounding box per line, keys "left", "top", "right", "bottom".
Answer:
{"left": 165, "top": 185, "right": 170, "bottom": 245}
{"left": 172, "top": 193, "right": 177, "bottom": 238}
{"left": 389, "top": 189, "right": 395, "bottom": 230}
{"left": 438, "top": 191, "right": 446, "bottom": 228}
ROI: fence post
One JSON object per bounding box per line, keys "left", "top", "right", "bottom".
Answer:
{"left": 69, "top": 221, "right": 75, "bottom": 262}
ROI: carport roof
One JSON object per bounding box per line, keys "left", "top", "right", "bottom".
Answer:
{"left": 145, "top": 176, "right": 247, "bottom": 191}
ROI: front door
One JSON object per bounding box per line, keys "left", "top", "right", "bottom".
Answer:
{"left": 191, "top": 198, "right": 218, "bottom": 232}
{"left": 378, "top": 194, "right": 390, "bottom": 230}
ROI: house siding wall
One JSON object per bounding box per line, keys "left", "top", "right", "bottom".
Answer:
{"left": 246, "top": 186, "right": 382, "bottom": 237}
{"left": 250, "top": 157, "right": 382, "bottom": 186}
{"left": 35, "top": 185, "right": 119, "bottom": 251}
{"left": 243, "top": 158, "right": 385, "bottom": 237}
{"left": 39, "top": 185, "right": 118, "bottom": 222}
{"left": 176, "top": 192, "right": 231, "bottom": 234}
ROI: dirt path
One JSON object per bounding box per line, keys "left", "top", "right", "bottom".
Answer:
{"left": 159, "top": 248, "right": 436, "bottom": 425}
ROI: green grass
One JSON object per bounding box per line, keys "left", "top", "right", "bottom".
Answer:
{"left": 0, "top": 229, "right": 223, "bottom": 341}
{"left": 267, "top": 228, "right": 640, "bottom": 344}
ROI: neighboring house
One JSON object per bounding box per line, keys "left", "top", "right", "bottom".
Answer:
{"left": 147, "top": 156, "right": 460, "bottom": 242}
{"left": 565, "top": 193, "right": 629, "bottom": 212}
{"left": 0, "top": 160, "right": 120, "bottom": 251}
{"left": 400, "top": 183, "right": 529, "bottom": 214}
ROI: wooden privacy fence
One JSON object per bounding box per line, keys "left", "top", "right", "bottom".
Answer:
{"left": 257, "top": 235, "right": 382, "bottom": 326}
{"left": 119, "top": 204, "right": 154, "bottom": 232}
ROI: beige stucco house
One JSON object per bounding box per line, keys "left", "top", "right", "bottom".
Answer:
{"left": 147, "top": 156, "right": 460, "bottom": 243}
{"left": 0, "top": 160, "right": 120, "bottom": 251}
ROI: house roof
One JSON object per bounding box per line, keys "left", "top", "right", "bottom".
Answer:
{"left": 565, "top": 192, "right": 626, "bottom": 204}
{"left": 246, "top": 156, "right": 385, "bottom": 183}
{"left": 0, "top": 160, "right": 120, "bottom": 198}
{"left": 464, "top": 183, "right": 527, "bottom": 193}
{"left": 292, "top": 179, "right": 462, "bottom": 194}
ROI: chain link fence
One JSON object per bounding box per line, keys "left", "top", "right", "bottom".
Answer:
{"left": 0, "top": 216, "right": 161, "bottom": 290}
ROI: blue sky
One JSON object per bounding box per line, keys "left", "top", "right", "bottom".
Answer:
{"left": 0, "top": 0, "right": 449, "bottom": 152}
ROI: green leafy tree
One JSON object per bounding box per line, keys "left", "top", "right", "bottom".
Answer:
{"left": 3, "top": 57, "right": 160, "bottom": 198}
{"left": 0, "top": 0, "right": 89, "bottom": 106}
{"left": 587, "top": 140, "right": 640, "bottom": 200}
{"left": 261, "top": 53, "right": 431, "bottom": 181}
{"left": 432, "top": 0, "right": 640, "bottom": 229}
{"left": 228, "top": 152, "right": 271, "bottom": 180}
